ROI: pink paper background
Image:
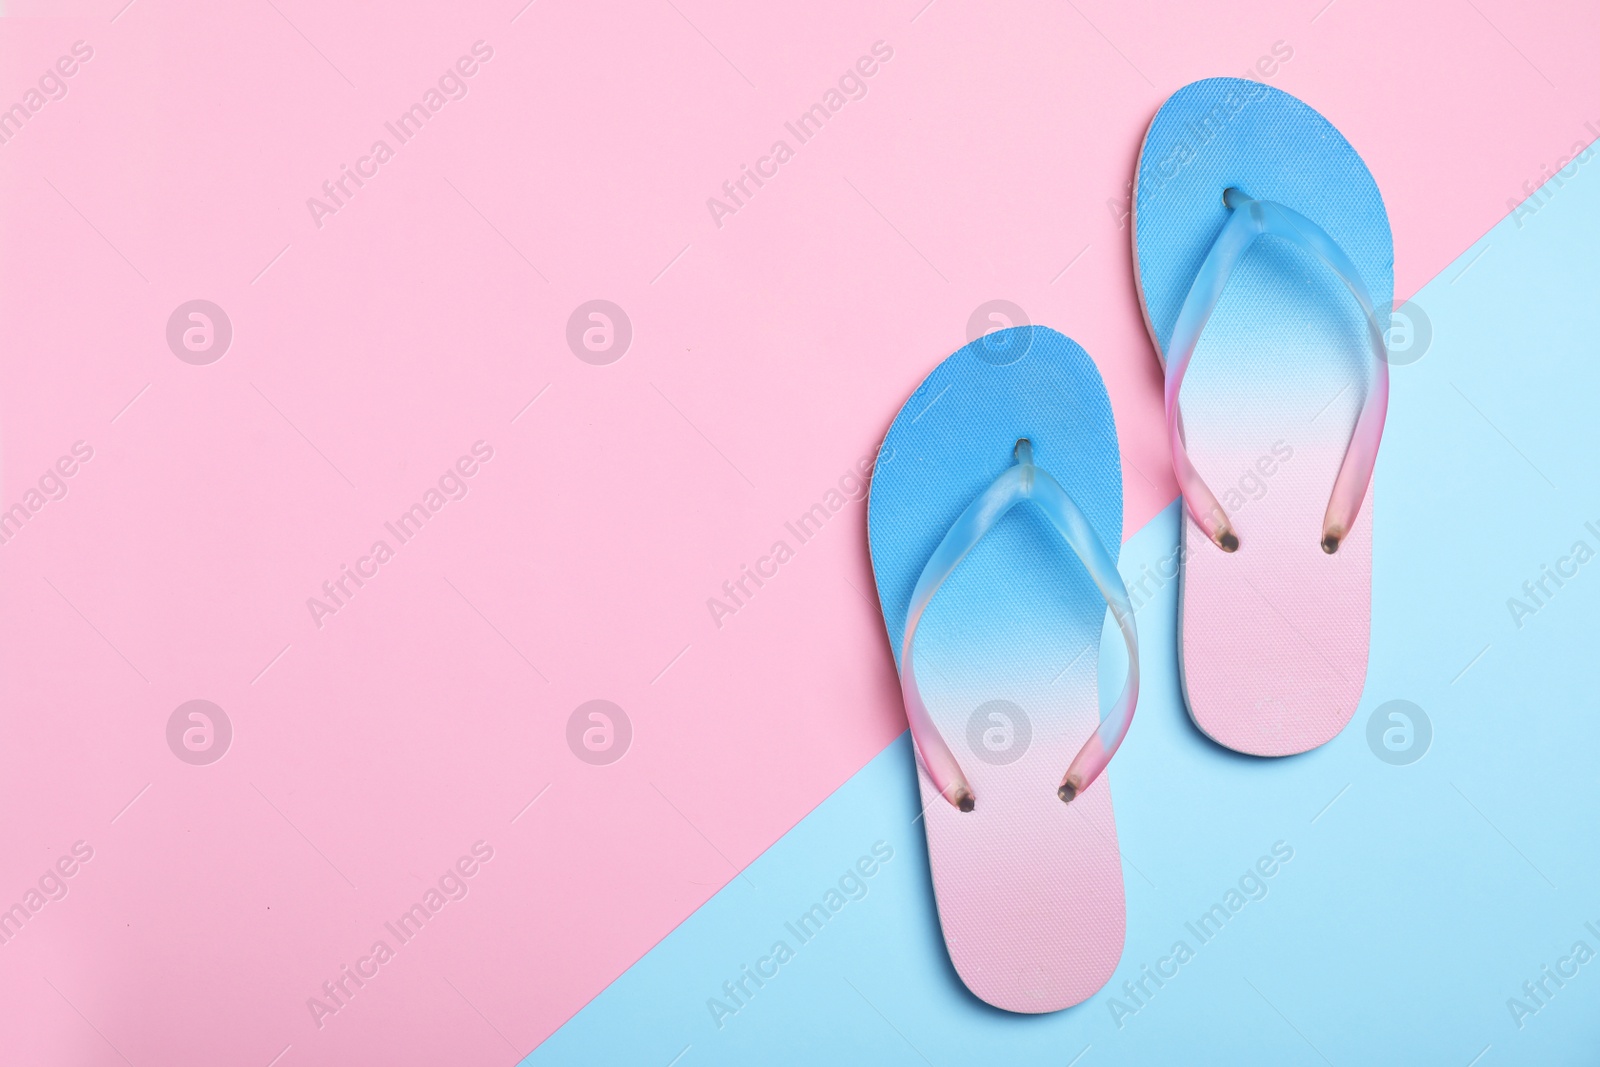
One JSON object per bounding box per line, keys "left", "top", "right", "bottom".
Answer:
{"left": 0, "top": 0, "right": 1594, "bottom": 1062}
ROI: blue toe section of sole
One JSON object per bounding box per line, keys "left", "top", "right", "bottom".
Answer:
{"left": 867, "top": 325, "right": 1123, "bottom": 668}
{"left": 1135, "top": 76, "right": 1392, "bottom": 357}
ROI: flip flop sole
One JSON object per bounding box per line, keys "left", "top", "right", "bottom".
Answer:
{"left": 868, "top": 326, "right": 1126, "bottom": 1012}
{"left": 1133, "top": 79, "right": 1392, "bottom": 756}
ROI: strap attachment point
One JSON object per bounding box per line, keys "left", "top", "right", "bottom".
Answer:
{"left": 898, "top": 441, "right": 1140, "bottom": 812}
{"left": 1163, "top": 189, "right": 1389, "bottom": 556}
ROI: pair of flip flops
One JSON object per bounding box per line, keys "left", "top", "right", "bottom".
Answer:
{"left": 867, "top": 78, "right": 1393, "bottom": 1012}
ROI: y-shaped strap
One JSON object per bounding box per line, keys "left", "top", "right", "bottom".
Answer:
{"left": 1165, "top": 188, "right": 1390, "bottom": 555}
{"left": 899, "top": 439, "right": 1140, "bottom": 813}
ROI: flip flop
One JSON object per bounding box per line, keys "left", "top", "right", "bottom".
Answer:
{"left": 867, "top": 326, "right": 1139, "bottom": 1012}
{"left": 1132, "top": 78, "right": 1392, "bottom": 757}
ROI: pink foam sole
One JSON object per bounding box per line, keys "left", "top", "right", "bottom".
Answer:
{"left": 1177, "top": 446, "right": 1372, "bottom": 756}
{"left": 916, "top": 726, "right": 1125, "bottom": 1012}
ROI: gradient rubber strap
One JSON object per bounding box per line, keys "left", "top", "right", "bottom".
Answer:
{"left": 898, "top": 440, "right": 1140, "bottom": 812}
{"left": 1165, "top": 188, "right": 1390, "bottom": 554}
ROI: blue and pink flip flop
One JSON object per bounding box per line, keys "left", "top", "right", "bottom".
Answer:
{"left": 868, "top": 327, "right": 1138, "bottom": 1012}
{"left": 1134, "top": 78, "right": 1392, "bottom": 756}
